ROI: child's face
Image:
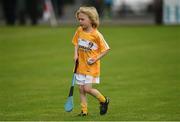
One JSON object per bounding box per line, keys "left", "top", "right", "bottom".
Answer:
{"left": 78, "top": 13, "right": 92, "bottom": 29}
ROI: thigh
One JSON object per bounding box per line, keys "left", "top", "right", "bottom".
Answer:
{"left": 84, "top": 83, "right": 92, "bottom": 88}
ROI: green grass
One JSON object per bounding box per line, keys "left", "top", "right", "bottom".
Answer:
{"left": 0, "top": 25, "right": 180, "bottom": 121}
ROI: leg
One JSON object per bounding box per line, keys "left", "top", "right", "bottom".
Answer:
{"left": 84, "top": 83, "right": 110, "bottom": 115}
{"left": 83, "top": 84, "right": 106, "bottom": 103}
{"left": 78, "top": 85, "right": 88, "bottom": 115}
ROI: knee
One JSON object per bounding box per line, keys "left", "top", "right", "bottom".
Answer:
{"left": 84, "top": 87, "right": 91, "bottom": 93}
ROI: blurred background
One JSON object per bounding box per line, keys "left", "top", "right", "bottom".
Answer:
{"left": 0, "top": 0, "right": 179, "bottom": 26}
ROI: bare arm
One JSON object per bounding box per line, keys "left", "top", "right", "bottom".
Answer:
{"left": 74, "top": 45, "right": 78, "bottom": 62}
{"left": 88, "top": 49, "right": 110, "bottom": 65}
{"left": 96, "top": 49, "right": 110, "bottom": 61}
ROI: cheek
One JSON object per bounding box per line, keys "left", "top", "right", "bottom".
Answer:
{"left": 83, "top": 19, "right": 90, "bottom": 25}
{"left": 81, "top": 20, "right": 87, "bottom": 25}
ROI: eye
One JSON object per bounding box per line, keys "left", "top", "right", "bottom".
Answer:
{"left": 79, "top": 18, "right": 84, "bottom": 21}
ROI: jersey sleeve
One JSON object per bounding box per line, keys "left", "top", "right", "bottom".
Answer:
{"left": 97, "top": 32, "right": 110, "bottom": 53}
{"left": 72, "top": 27, "right": 81, "bottom": 46}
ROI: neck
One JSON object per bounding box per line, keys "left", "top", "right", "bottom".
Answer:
{"left": 83, "top": 26, "right": 94, "bottom": 33}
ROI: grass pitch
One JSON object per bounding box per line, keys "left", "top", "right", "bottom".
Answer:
{"left": 0, "top": 25, "right": 180, "bottom": 121}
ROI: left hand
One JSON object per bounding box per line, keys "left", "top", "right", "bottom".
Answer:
{"left": 87, "top": 58, "right": 96, "bottom": 65}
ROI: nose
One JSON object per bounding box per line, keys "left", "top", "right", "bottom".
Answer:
{"left": 79, "top": 21, "right": 83, "bottom": 25}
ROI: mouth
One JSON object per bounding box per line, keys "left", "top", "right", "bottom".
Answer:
{"left": 80, "top": 24, "right": 87, "bottom": 29}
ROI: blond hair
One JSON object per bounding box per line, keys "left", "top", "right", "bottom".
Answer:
{"left": 75, "top": 6, "right": 100, "bottom": 28}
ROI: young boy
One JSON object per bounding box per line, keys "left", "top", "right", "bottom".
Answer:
{"left": 72, "top": 6, "right": 110, "bottom": 116}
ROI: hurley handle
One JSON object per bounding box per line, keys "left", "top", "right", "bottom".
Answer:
{"left": 73, "top": 60, "right": 78, "bottom": 73}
